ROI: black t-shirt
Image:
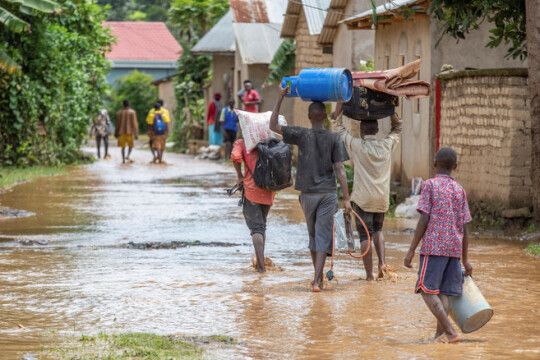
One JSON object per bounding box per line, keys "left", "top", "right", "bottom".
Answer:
{"left": 282, "top": 125, "right": 349, "bottom": 193}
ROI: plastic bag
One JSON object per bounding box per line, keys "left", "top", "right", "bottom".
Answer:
{"left": 236, "top": 110, "right": 287, "bottom": 152}
{"left": 334, "top": 210, "right": 355, "bottom": 251}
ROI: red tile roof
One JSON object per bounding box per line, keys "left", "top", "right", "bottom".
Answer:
{"left": 103, "top": 22, "right": 182, "bottom": 61}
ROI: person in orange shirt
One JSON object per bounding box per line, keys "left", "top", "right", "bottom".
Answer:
{"left": 231, "top": 138, "right": 276, "bottom": 273}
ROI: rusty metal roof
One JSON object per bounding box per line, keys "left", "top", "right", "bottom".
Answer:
{"left": 340, "top": 0, "right": 428, "bottom": 30}
{"left": 230, "top": 0, "right": 287, "bottom": 23}
{"left": 192, "top": 11, "right": 236, "bottom": 55}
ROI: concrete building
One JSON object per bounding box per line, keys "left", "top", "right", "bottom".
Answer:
{"left": 341, "top": 0, "right": 526, "bottom": 190}
{"left": 193, "top": 0, "right": 293, "bottom": 129}
{"left": 103, "top": 22, "right": 182, "bottom": 83}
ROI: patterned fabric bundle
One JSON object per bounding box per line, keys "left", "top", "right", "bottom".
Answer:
{"left": 352, "top": 59, "right": 432, "bottom": 100}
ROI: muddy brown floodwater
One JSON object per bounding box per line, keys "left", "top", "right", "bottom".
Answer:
{"left": 0, "top": 149, "right": 539, "bottom": 359}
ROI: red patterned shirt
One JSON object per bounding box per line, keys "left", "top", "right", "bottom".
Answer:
{"left": 417, "top": 174, "right": 472, "bottom": 258}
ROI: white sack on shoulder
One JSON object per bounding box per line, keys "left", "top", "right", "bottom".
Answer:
{"left": 236, "top": 110, "right": 287, "bottom": 152}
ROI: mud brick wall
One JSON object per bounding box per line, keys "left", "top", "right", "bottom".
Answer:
{"left": 439, "top": 70, "right": 532, "bottom": 207}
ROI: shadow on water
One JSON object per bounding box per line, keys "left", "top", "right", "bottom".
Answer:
{"left": 0, "top": 149, "right": 539, "bottom": 359}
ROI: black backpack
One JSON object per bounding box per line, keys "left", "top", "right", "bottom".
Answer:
{"left": 246, "top": 139, "right": 293, "bottom": 191}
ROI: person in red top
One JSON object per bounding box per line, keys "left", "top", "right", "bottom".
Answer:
{"left": 242, "top": 81, "right": 260, "bottom": 113}
{"left": 231, "top": 138, "right": 276, "bottom": 273}
{"left": 404, "top": 147, "right": 473, "bottom": 344}
{"left": 207, "top": 93, "right": 223, "bottom": 146}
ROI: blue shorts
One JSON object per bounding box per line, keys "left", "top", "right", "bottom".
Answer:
{"left": 415, "top": 255, "right": 463, "bottom": 296}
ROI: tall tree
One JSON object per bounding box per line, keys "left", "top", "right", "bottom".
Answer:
{"left": 429, "top": 0, "right": 540, "bottom": 224}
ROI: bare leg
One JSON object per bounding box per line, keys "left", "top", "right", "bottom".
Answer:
{"left": 127, "top": 147, "right": 133, "bottom": 160}
{"left": 420, "top": 292, "right": 460, "bottom": 343}
{"left": 96, "top": 137, "right": 101, "bottom": 159}
{"left": 252, "top": 233, "right": 265, "bottom": 273}
{"left": 361, "top": 240, "right": 374, "bottom": 281}
{"left": 313, "top": 251, "right": 326, "bottom": 292}
{"left": 103, "top": 136, "right": 109, "bottom": 157}
{"left": 310, "top": 250, "right": 317, "bottom": 271}
{"left": 374, "top": 231, "right": 386, "bottom": 267}
{"left": 121, "top": 147, "right": 126, "bottom": 163}
{"left": 435, "top": 294, "right": 451, "bottom": 339}
{"left": 158, "top": 149, "right": 164, "bottom": 163}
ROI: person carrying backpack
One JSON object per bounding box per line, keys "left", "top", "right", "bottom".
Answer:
{"left": 146, "top": 102, "right": 170, "bottom": 164}
{"left": 231, "top": 138, "right": 277, "bottom": 273}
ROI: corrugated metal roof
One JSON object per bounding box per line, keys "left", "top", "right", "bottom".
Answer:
{"left": 280, "top": 0, "right": 302, "bottom": 39}
{"left": 233, "top": 23, "right": 283, "bottom": 64}
{"left": 230, "top": 0, "right": 287, "bottom": 24}
{"left": 303, "top": 0, "right": 331, "bottom": 35}
{"left": 192, "top": 11, "right": 236, "bottom": 55}
{"left": 318, "top": 0, "right": 347, "bottom": 44}
{"left": 340, "top": 0, "right": 427, "bottom": 29}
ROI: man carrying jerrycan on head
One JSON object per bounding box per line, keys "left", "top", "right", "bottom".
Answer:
{"left": 270, "top": 84, "right": 351, "bottom": 293}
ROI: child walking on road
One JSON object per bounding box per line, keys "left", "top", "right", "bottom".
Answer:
{"left": 231, "top": 139, "right": 276, "bottom": 273}
{"left": 404, "top": 147, "right": 473, "bottom": 343}
{"left": 332, "top": 103, "right": 402, "bottom": 280}
{"left": 270, "top": 85, "right": 351, "bottom": 292}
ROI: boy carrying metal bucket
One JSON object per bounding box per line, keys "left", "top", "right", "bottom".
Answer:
{"left": 404, "top": 147, "right": 473, "bottom": 343}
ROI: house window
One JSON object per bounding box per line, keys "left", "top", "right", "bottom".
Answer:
{"left": 397, "top": 54, "right": 405, "bottom": 118}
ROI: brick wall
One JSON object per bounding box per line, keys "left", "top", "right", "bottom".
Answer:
{"left": 292, "top": 8, "right": 333, "bottom": 127}
{"left": 439, "top": 70, "right": 532, "bottom": 207}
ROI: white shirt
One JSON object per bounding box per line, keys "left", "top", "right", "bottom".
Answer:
{"left": 334, "top": 114, "right": 402, "bottom": 213}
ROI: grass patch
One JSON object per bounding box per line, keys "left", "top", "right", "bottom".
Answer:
{"left": 525, "top": 243, "right": 540, "bottom": 256}
{"left": 44, "top": 332, "right": 204, "bottom": 359}
{"left": 41, "top": 332, "right": 238, "bottom": 359}
{"left": 0, "top": 166, "right": 69, "bottom": 190}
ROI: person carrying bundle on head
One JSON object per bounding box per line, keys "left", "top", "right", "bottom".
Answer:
{"left": 331, "top": 103, "right": 402, "bottom": 281}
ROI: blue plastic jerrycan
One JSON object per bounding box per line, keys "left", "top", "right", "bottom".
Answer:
{"left": 281, "top": 68, "right": 353, "bottom": 102}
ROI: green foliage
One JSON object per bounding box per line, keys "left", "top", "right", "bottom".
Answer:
{"left": 357, "top": 56, "right": 375, "bottom": 72}
{"left": 97, "top": 0, "right": 171, "bottom": 22}
{"left": 0, "top": 0, "right": 112, "bottom": 167}
{"left": 528, "top": 223, "right": 537, "bottom": 234}
{"left": 168, "top": 0, "right": 228, "bottom": 151}
{"left": 337, "top": 164, "right": 354, "bottom": 200}
{"left": 429, "top": 0, "right": 527, "bottom": 60}
{"left": 265, "top": 39, "right": 295, "bottom": 86}
{"left": 169, "top": 0, "right": 228, "bottom": 41}
{"left": 108, "top": 70, "right": 157, "bottom": 133}
{"left": 525, "top": 243, "right": 540, "bottom": 256}
{"left": 0, "top": 0, "right": 61, "bottom": 72}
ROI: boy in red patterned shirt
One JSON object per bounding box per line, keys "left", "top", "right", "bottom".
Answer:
{"left": 404, "top": 147, "right": 473, "bottom": 343}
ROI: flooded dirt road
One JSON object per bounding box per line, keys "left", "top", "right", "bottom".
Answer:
{"left": 1, "top": 149, "right": 539, "bottom": 359}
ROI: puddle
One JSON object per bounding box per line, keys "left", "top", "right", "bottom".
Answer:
{"left": 0, "top": 148, "right": 539, "bottom": 359}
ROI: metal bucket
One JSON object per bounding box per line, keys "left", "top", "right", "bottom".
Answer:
{"left": 449, "top": 276, "right": 494, "bottom": 333}
{"left": 281, "top": 68, "right": 353, "bottom": 102}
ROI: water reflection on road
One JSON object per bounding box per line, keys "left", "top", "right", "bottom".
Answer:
{"left": 0, "top": 149, "right": 539, "bottom": 359}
